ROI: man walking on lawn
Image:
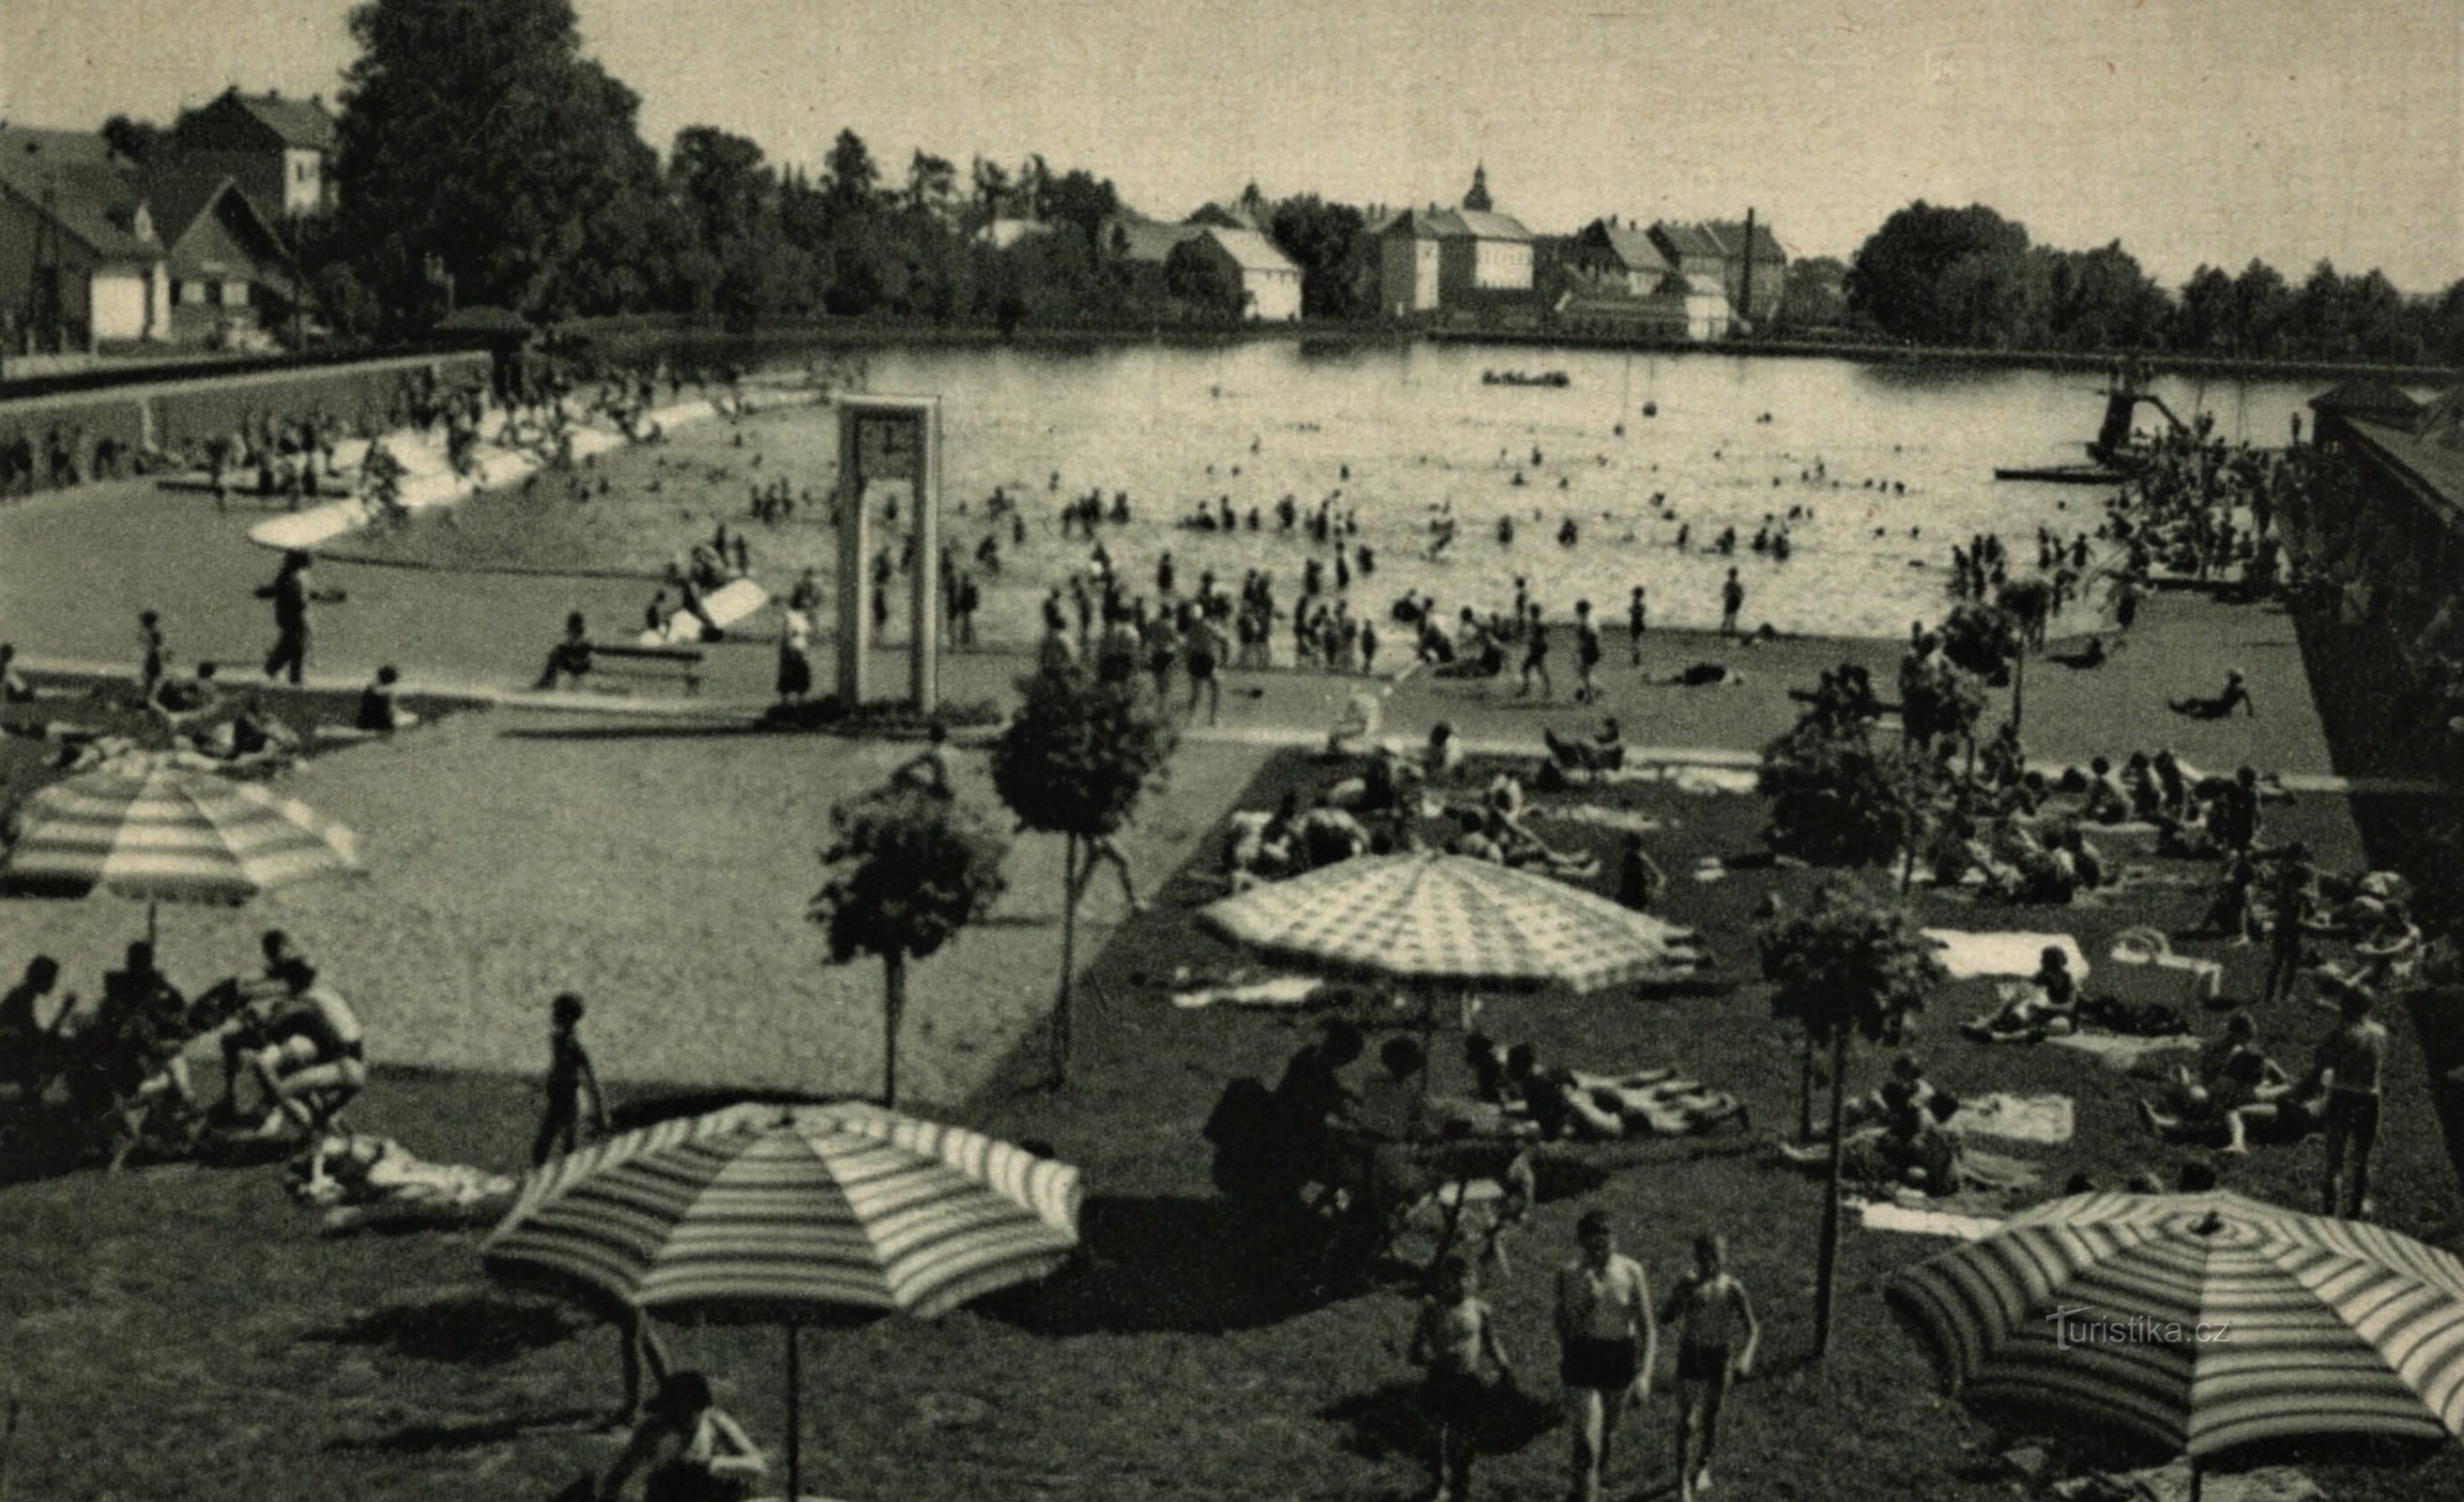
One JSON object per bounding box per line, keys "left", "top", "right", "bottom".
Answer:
{"left": 1555, "top": 1209, "right": 1657, "bottom": 1502}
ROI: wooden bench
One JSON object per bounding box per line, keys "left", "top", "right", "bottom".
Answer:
{"left": 589, "top": 643, "right": 705, "bottom": 695}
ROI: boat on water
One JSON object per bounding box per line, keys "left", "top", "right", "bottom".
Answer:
{"left": 1991, "top": 463, "right": 2131, "bottom": 485}
{"left": 1482, "top": 369, "right": 1570, "bottom": 388}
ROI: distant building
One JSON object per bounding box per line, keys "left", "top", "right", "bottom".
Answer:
{"left": 975, "top": 217, "right": 1053, "bottom": 251}
{"left": 0, "top": 130, "right": 169, "bottom": 350}
{"left": 170, "top": 87, "right": 339, "bottom": 221}
{"left": 1376, "top": 209, "right": 1444, "bottom": 317}
{"left": 1167, "top": 225, "right": 1301, "bottom": 321}
{"left": 1377, "top": 169, "right": 1536, "bottom": 319}
{"left": 141, "top": 161, "right": 299, "bottom": 347}
{"left": 1647, "top": 218, "right": 1785, "bottom": 330}
{"left": 1102, "top": 213, "right": 1203, "bottom": 302}
{"left": 1705, "top": 217, "right": 1786, "bottom": 326}
{"left": 1567, "top": 218, "right": 1672, "bottom": 297}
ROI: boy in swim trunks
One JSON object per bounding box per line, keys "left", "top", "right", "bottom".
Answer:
{"left": 1408, "top": 1251, "right": 1517, "bottom": 1502}
{"left": 1661, "top": 1232, "right": 1759, "bottom": 1502}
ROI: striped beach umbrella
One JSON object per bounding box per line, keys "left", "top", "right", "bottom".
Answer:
{"left": 1890, "top": 1188, "right": 2464, "bottom": 1496}
{"left": 1199, "top": 851, "right": 1699, "bottom": 994}
{"left": 484, "top": 1101, "right": 1080, "bottom": 1500}
{"left": 1, "top": 764, "right": 362, "bottom": 943}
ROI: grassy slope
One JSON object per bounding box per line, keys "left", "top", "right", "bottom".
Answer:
{"left": 2, "top": 743, "right": 2457, "bottom": 1502}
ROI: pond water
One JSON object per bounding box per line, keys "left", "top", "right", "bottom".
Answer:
{"left": 832, "top": 341, "right": 2316, "bottom": 638}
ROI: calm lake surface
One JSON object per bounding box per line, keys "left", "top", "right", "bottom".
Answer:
{"left": 840, "top": 342, "right": 2315, "bottom": 637}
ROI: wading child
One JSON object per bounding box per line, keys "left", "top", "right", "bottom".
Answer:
{"left": 533, "top": 992, "right": 610, "bottom": 1167}
{"left": 1409, "top": 1252, "right": 1516, "bottom": 1502}
{"left": 1661, "top": 1232, "right": 1759, "bottom": 1502}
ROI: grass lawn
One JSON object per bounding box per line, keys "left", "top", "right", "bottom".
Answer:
{"left": 1, "top": 744, "right": 2457, "bottom": 1502}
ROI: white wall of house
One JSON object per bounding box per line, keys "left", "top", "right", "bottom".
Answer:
{"left": 1245, "top": 267, "right": 1301, "bottom": 321}
{"left": 283, "top": 147, "right": 325, "bottom": 216}
{"left": 1473, "top": 240, "right": 1532, "bottom": 291}
{"left": 1380, "top": 236, "right": 1440, "bottom": 315}
{"left": 89, "top": 269, "right": 151, "bottom": 341}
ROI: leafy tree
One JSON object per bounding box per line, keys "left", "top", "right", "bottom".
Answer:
{"left": 904, "top": 151, "right": 960, "bottom": 224}
{"left": 2171, "top": 264, "right": 2236, "bottom": 354}
{"left": 1845, "top": 202, "right": 2037, "bottom": 345}
{"left": 1042, "top": 168, "right": 1121, "bottom": 253}
{"left": 330, "top": 0, "right": 681, "bottom": 330}
{"left": 99, "top": 114, "right": 165, "bottom": 166}
{"left": 1757, "top": 708, "right": 1941, "bottom": 869}
{"left": 821, "top": 129, "right": 883, "bottom": 221}
{"left": 969, "top": 156, "right": 1012, "bottom": 227}
{"left": 809, "top": 784, "right": 1009, "bottom": 1108}
{"left": 1165, "top": 239, "right": 1243, "bottom": 321}
{"left": 1268, "top": 194, "right": 1372, "bottom": 319}
{"left": 1759, "top": 879, "right": 1945, "bottom": 1357}
{"left": 1937, "top": 600, "right": 2021, "bottom": 686}
{"left": 1775, "top": 254, "right": 1850, "bottom": 330}
{"left": 2227, "top": 258, "right": 2292, "bottom": 359}
{"left": 1994, "top": 577, "right": 2056, "bottom": 731}
{"left": 989, "top": 664, "right": 1177, "bottom": 1085}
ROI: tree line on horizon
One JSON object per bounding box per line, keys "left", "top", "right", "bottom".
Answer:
{"left": 110, "top": 0, "right": 2464, "bottom": 366}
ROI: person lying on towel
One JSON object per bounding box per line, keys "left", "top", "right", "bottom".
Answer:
{"left": 2135, "top": 1012, "right": 2297, "bottom": 1155}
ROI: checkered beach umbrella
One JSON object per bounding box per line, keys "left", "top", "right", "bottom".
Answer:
{"left": 484, "top": 1102, "right": 1080, "bottom": 1501}
{"left": 1199, "top": 851, "right": 1698, "bottom": 993}
{"left": 1, "top": 765, "right": 362, "bottom": 939}
{"left": 1889, "top": 1189, "right": 2464, "bottom": 1482}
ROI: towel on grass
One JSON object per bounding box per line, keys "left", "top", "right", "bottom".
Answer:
{"left": 2044, "top": 1030, "right": 2201, "bottom": 1070}
{"left": 1171, "top": 975, "right": 1325, "bottom": 1011}
{"left": 1667, "top": 766, "right": 1761, "bottom": 796}
{"left": 1944, "top": 1093, "right": 2075, "bottom": 1144}
{"left": 2053, "top": 1460, "right": 2321, "bottom": 1502}
{"left": 1854, "top": 1199, "right": 2006, "bottom": 1241}
{"left": 1536, "top": 805, "right": 1665, "bottom": 835}
{"left": 1923, "top": 929, "right": 2091, "bottom": 983}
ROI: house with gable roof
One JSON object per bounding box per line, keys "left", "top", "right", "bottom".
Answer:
{"left": 170, "top": 87, "right": 339, "bottom": 221}
{"left": 1165, "top": 225, "right": 1302, "bottom": 321}
{"left": 0, "top": 127, "right": 169, "bottom": 350}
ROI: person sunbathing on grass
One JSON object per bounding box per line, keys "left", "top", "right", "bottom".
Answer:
{"left": 1544, "top": 716, "right": 1626, "bottom": 775}
{"left": 1961, "top": 947, "right": 2079, "bottom": 1042}
{"left": 2136, "top": 1012, "right": 2291, "bottom": 1155}
{"left": 1660, "top": 662, "right": 1748, "bottom": 688}
{"left": 1485, "top": 806, "right": 1600, "bottom": 881}
{"left": 2169, "top": 667, "right": 2255, "bottom": 720}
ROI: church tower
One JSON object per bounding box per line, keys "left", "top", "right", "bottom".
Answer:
{"left": 1462, "top": 163, "right": 1492, "bottom": 213}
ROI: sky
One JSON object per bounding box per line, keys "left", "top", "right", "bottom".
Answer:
{"left": 5, "top": 0, "right": 2458, "bottom": 291}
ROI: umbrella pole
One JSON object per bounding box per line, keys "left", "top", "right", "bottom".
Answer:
{"left": 147, "top": 900, "right": 158, "bottom": 952}
{"left": 784, "top": 1319, "right": 803, "bottom": 1502}
{"left": 2188, "top": 1456, "right": 2201, "bottom": 1502}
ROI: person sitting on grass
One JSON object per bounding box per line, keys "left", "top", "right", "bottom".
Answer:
{"left": 596, "top": 1371, "right": 766, "bottom": 1502}
{"left": 1425, "top": 721, "right": 1466, "bottom": 783}
{"left": 536, "top": 611, "right": 594, "bottom": 690}
{"left": 353, "top": 665, "right": 420, "bottom": 733}
{"left": 0, "top": 955, "right": 71, "bottom": 1098}
{"left": 1615, "top": 832, "right": 1667, "bottom": 913}
{"left": 0, "top": 641, "right": 37, "bottom": 704}
{"left": 2136, "top": 1012, "right": 2292, "bottom": 1155}
{"left": 1961, "top": 946, "right": 2079, "bottom": 1042}
{"left": 2170, "top": 667, "right": 2255, "bottom": 719}
{"left": 1545, "top": 716, "right": 1625, "bottom": 775}
{"left": 1843, "top": 1052, "right": 1948, "bottom": 1133}
{"left": 147, "top": 658, "right": 224, "bottom": 731}
{"left": 243, "top": 958, "right": 366, "bottom": 1139}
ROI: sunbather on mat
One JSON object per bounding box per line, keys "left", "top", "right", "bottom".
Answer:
{"left": 2134, "top": 1013, "right": 2300, "bottom": 1155}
